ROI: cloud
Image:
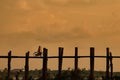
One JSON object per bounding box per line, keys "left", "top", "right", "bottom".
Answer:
{"left": 0, "top": 0, "right": 120, "bottom": 43}
{"left": 34, "top": 26, "right": 91, "bottom": 42}
{"left": 42, "top": 0, "right": 120, "bottom": 7}
{"left": 17, "top": 0, "right": 31, "bottom": 10}
{"left": 0, "top": 24, "right": 91, "bottom": 45}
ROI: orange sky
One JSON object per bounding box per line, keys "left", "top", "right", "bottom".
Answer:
{"left": 0, "top": 0, "right": 120, "bottom": 71}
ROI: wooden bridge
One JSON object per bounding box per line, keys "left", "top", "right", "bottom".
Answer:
{"left": 0, "top": 47, "right": 120, "bottom": 80}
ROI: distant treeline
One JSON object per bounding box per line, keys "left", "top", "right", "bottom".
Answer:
{"left": 0, "top": 68, "right": 120, "bottom": 80}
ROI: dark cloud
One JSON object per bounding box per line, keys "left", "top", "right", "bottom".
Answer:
{"left": 31, "top": 26, "right": 90, "bottom": 42}
{"left": 0, "top": 25, "right": 91, "bottom": 45}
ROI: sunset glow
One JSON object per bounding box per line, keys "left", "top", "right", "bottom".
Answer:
{"left": 0, "top": 0, "right": 120, "bottom": 71}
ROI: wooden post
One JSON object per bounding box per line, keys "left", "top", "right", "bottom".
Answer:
{"left": 25, "top": 51, "right": 29, "bottom": 80}
{"left": 74, "top": 47, "right": 78, "bottom": 74}
{"left": 110, "top": 52, "right": 113, "bottom": 80}
{"left": 42, "top": 48, "right": 48, "bottom": 80}
{"left": 8, "top": 51, "right": 11, "bottom": 80}
{"left": 58, "top": 47, "right": 63, "bottom": 80}
{"left": 106, "top": 48, "right": 110, "bottom": 80}
{"left": 90, "top": 47, "right": 95, "bottom": 80}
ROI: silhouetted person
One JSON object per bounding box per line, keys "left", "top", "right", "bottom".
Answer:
{"left": 33, "top": 46, "right": 42, "bottom": 56}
